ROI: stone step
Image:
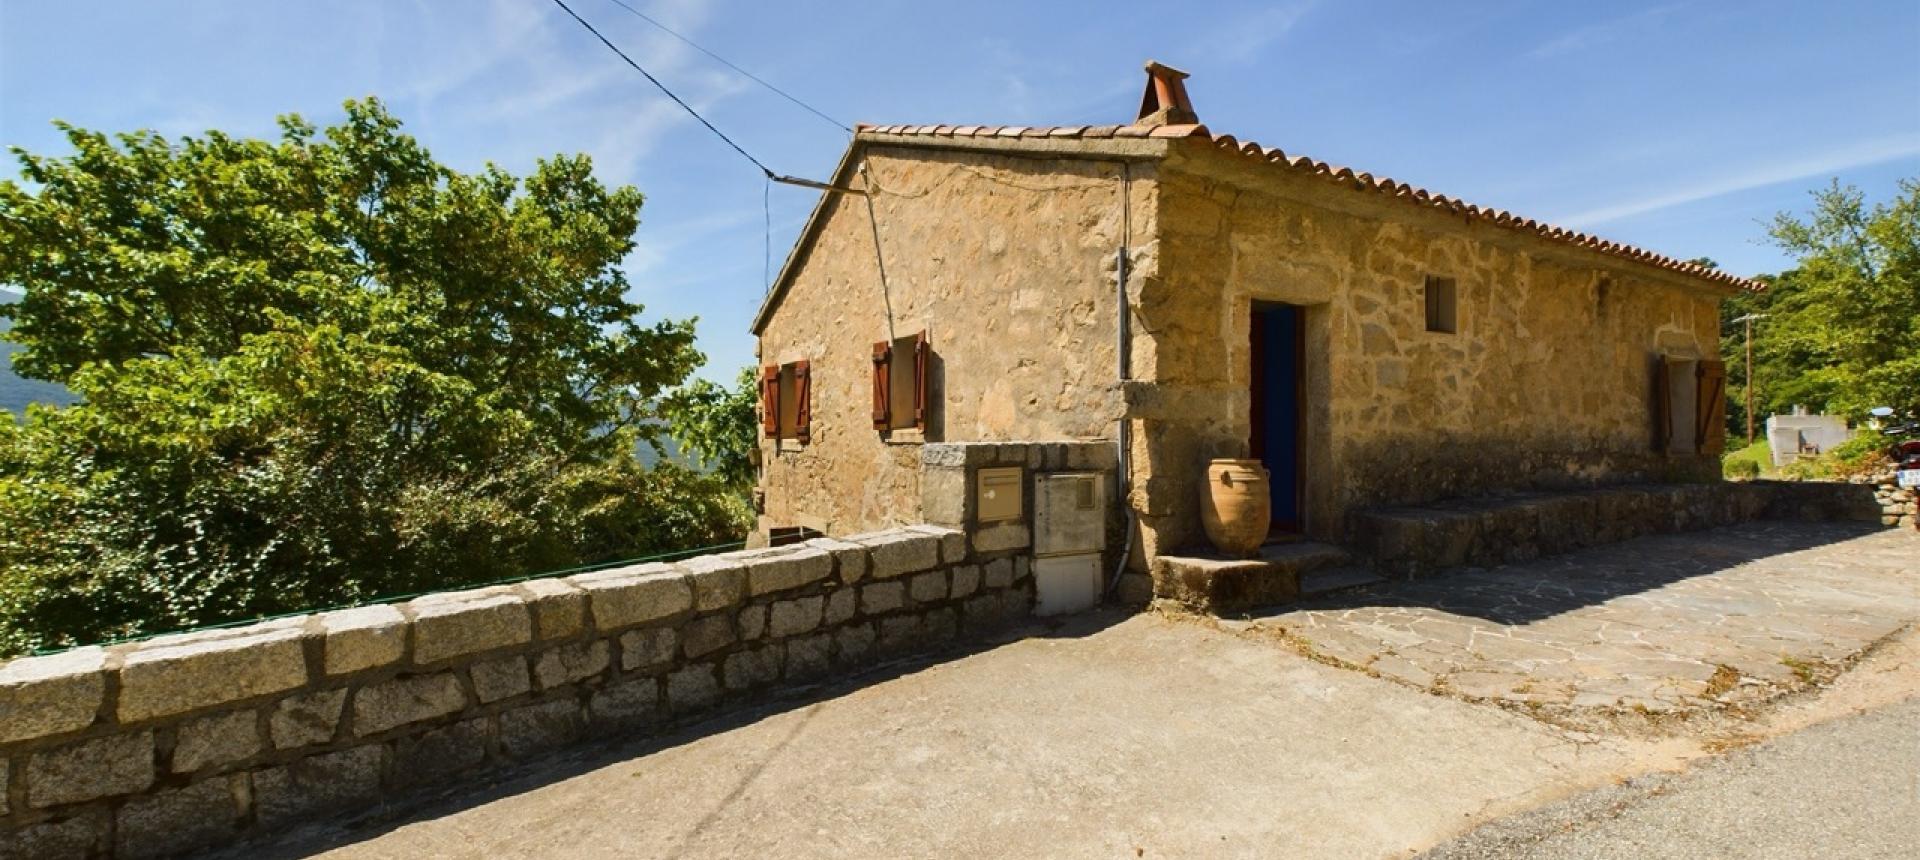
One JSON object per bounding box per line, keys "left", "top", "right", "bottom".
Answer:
{"left": 1256, "top": 541, "right": 1350, "bottom": 570}
{"left": 1298, "top": 566, "right": 1386, "bottom": 598}
{"left": 1150, "top": 541, "right": 1352, "bottom": 615}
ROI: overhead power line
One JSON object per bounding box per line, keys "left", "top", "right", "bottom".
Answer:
{"left": 600, "top": 0, "right": 852, "bottom": 134}
{"left": 548, "top": 0, "right": 776, "bottom": 179}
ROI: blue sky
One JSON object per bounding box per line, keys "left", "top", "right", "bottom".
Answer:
{"left": 3, "top": 1, "right": 1917, "bottom": 382}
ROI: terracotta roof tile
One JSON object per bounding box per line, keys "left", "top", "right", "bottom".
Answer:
{"left": 851, "top": 122, "right": 1763, "bottom": 291}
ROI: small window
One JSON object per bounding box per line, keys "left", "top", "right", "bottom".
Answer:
{"left": 1424, "top": 276, "right": 1457, "bottom": 333}
{"left": 871, "top": 331, "right": 930, "bottom": 434}
{"left": 760, "top": 360, "right": 811, "bottom": 444}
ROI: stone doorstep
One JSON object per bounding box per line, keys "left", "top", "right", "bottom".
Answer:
{"left": 1151, "top": 542, "right": 1351, "bottom": 615}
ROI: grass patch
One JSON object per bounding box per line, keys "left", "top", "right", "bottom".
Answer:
{"left": 1722, "top": 438, "right": 1772, "bottom": 479}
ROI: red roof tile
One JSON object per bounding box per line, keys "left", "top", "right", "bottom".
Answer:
{"left": 854, "top": 123, "right": 1763, "bottom": 292}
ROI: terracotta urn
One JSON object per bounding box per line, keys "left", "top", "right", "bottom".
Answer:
{"left": 1200, "top": 458, "right": 1271, "bottom": 557}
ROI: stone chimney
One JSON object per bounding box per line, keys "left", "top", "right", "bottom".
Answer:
{"left": 1134, "top": 60, "right": 1198, "bottom": 127}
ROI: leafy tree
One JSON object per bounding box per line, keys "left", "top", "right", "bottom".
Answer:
{"left": 1720, "top": 178, "right": 1920, "bottom": 433}
{"left": 0, "top": 101, "right": 748, "bottom": 654}
{"left": 661, "top": 367, "right": 758, "bottom": 492}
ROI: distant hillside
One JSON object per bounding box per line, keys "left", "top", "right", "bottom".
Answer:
{"left": 0, "top": 292, "right": 75, "bottom": 417}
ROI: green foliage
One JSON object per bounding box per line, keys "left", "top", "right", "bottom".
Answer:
{"left": 1721, "top": 438, "right": 1770, "bottom": 480}
{"left": 1722, "top": 178, "right": 1920, "bottom": 431}
{"left": 660, "top": 366, "right": 758, "bottom": 492}
{"left": 0, "top": 101, "right": 747, "bottom": 655}
{"left": 1723, "top": 456, "right": 1761, "bottom": 480}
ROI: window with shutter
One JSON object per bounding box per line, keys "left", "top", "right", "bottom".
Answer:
{"left": 871, "top": 341, "right": 891, "bottom": 431}
{"left": 878, "top": 330, "right": 934, "bottom": 437}
{"left": 913, "top": 331, "right": 930, "bottom": 431}
{"left": 1695, "top": 359, "right": 1727, "bottom": 454}
{"left": 760, "top": 364, "right": 780, "bottom": 439}
{"left": 793, "top": 360, "right": 812, "bottom": 444}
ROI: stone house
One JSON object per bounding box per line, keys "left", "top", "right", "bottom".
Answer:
{"left": 749, "top": 61, "right": 1760, "bottom": 577}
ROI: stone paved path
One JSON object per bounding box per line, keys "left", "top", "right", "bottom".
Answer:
{"left": 1237, "top": 522, "right": 1920, "bottom": 715}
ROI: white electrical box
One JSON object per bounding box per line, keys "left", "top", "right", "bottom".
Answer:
{"left": 1033, "top": 554, "right": 1101, "bottom": 616}
{"left": 1034, "top": 472, "right": 1106, "bottom": 557}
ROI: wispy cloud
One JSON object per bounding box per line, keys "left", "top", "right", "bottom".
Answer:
{"left": 1552, "top": 133, "right": 1920, "bottom": 227}
{"left": 1201, "top": 2, "right": 1319, "bottom": 64}
{"left": 392, "top": 0, "right": 742, "bottom": 179}
{"left": 1525, "top": 3, "right": 1687, "bottom": 60}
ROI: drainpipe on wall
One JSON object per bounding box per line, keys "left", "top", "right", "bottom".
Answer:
{"left": 1107, "top": 163, "right": 1137, "bottom": 599}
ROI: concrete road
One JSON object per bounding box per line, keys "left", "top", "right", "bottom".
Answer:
{"left": 1422, "top": 696, "right": 1920, "bottom": 859}
{"left": 233, "top": 613, "right": 1666, "bottom": 860}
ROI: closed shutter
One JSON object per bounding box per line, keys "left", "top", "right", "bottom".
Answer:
{"left": 1653, "top": 355, "right": 1671, "bottom": 453}
{"left": 1696, "top": 359, "right": 1727, "bottom": 454}
{"left": 793, "top": 360, "right": 812, "bottom": 444}
{"left": 761, "top": 364, "right": 780, "bottom": 439}
{"left": 912, "top": 331, "right": 930, "bottom": 431}
{"left": 871, "top": 341, "right": 891, "bottom": 430}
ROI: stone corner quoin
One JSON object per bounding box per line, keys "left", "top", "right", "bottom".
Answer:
{"left": 0, "top": 524, "right": 1031, "bottom": 858}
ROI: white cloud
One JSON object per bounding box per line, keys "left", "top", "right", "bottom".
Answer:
{"left": 1551, "top": 133, "right": 1920, "bottom": 227}
{"left": 1525, "top": 3, "right": 1688, "bottom": 61}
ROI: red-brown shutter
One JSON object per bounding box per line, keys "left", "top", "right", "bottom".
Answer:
{"left": 912, "top": 331, "right": 930, "bottom": 431}
{"left": 871, "top": 341, "right": 891, "bottom": 430}
{"left": 1652, "top": 355, "right": 1671, "bottom": 453}
{"left": 793, "top": 360, "right": 812, "bottom": 444}
{"left": 760, "top": 364, "right": 780, "bottom": 439}
{"left": 1696, "top": 359, "right": 1727, "bottom": 454}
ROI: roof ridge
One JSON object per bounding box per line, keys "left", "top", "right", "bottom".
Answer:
{"left": 852, "top": 123, "right": 1762, "bottom": 293}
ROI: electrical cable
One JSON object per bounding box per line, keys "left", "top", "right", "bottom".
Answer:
{"left": 600, "top": 0, "right": 852, "bottom": 134}
{"left": 548, "top": 0, "right": 776, "bottom": 179}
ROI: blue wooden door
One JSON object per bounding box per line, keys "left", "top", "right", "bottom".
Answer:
{"left": 1249, "top": 304, "right": 1302, "bottom": 530}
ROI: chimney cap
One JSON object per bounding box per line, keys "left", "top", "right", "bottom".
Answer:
{"left": 1135, "top": 59, "right": 1198, "bottom": 127}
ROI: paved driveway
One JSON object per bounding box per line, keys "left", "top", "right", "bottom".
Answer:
{"left": 1240, "top": 522, "right": 1920, "bottom": 716}
{"left": 1422, "top": 696, "right": 1920, "bottom": 859}
{"left": 230, "top": 522, "right": 1918, "bottom": 859}
{"left": 233, "top": 614, "right": 1659, "bottom": 860}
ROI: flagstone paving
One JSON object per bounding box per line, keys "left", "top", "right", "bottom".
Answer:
{"left": 1235, "top": 521, "right": 1920, "bottom": 716}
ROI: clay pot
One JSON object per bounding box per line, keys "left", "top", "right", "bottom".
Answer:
{"left": 1200, "top": 459, "right": 1271, "bottom": 557}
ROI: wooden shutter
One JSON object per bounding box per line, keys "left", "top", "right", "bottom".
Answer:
{"left": 1652, "top": 355, "right": 1671, "bottom": 453}
{"left": 912, "top": 331, "right": 930, "bottom": 431}
{"left": 793, "top": 360, "right": 812, "bottom": 444}
{"left": 760, "top": 364, "right": 780, "bottom": 439}
{"left": 1696, "top": 359, "right": 1727, "bottom": 454}
{"left": 871, "top": 341, "right": 891, "bottom": 430}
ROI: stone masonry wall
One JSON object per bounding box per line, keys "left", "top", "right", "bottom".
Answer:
{"left": 0, "top": 526, "right": 1031, "bottom": 859}
{"left": 755, "top": 142, "right": 1157, "bottom": 537}
{"left": 1129, "top": 139, "right": 1728, "bottom": 556}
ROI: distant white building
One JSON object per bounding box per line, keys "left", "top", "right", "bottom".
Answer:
{"left": 1766, "top": 408, "right": 1853, "bottom": 466}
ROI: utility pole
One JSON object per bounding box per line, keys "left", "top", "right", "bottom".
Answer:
{"left": 1732, "top": 313, "right": 1768, "bottom": 446}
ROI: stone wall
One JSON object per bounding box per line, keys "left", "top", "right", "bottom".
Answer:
{"left": 1352, "top": 480, "right": 1888, "bottom": 577}
{"left": 754, "top": 140, "right": 1157, "bottom": 537}
{"left": 0, "top": 526, "right": 1032, "bottom": 859}
{"left": 1129, "top": 139, "right": 1730, "bottom": 557}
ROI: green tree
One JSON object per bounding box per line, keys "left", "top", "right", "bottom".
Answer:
{"left": 1720, "top": 178, "right": 1920, "bottom": 432}
{"left": 661, "top": 367, "right": 758, "bottom": 492}
{"left": 0, "top": 100, "right": 747, "bottom": 654}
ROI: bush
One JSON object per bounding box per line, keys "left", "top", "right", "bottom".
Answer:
{"left": 1723, "top": 457, "right": 1762, "bottom": 480}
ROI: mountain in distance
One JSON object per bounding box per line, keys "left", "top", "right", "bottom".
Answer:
{"left": 0, "top": 291, "right": 75, "bottom": 417}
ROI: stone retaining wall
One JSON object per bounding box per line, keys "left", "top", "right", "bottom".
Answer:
{"left": 0, "top": 526, "right": 1030, "bottom": 859}
{"left": 1352, "top": 480, "right": 1887, "bottom": 577}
